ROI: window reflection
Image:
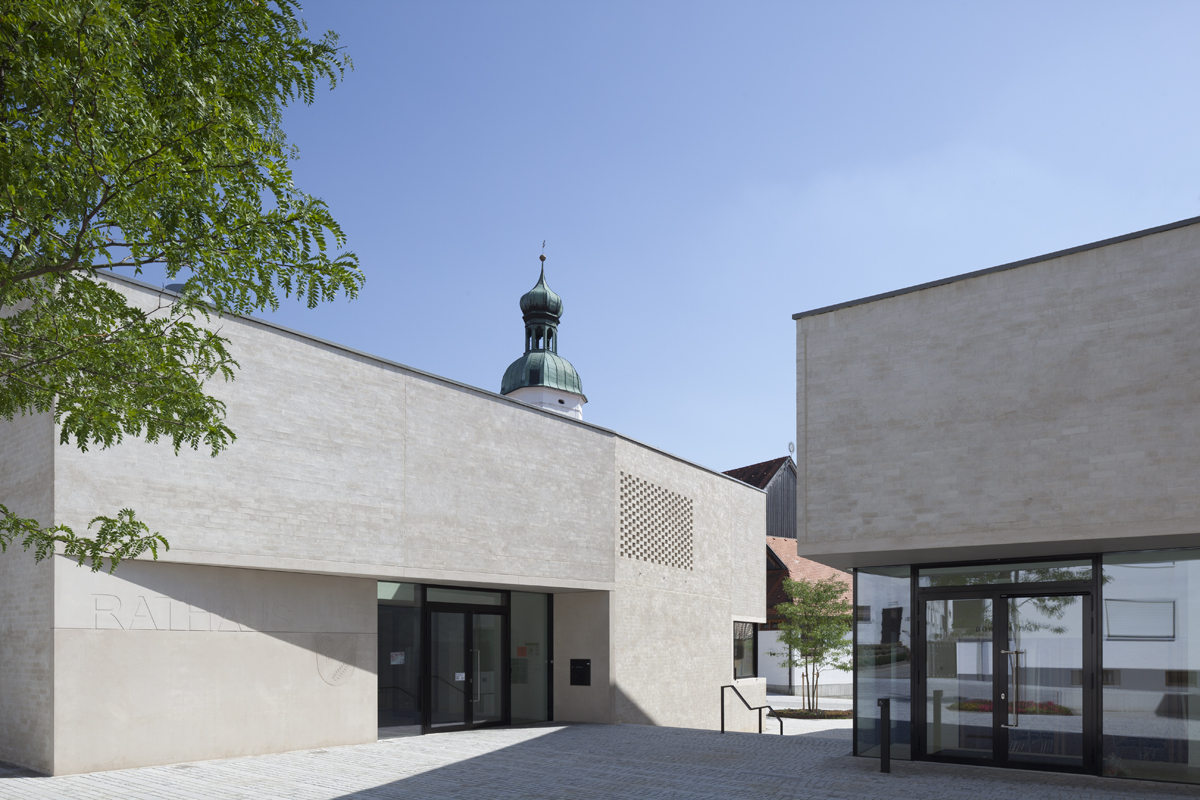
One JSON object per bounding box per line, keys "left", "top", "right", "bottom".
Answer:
{"left": 510, "top": 592, "right": 549, "bottom": 724}
{"left": 1102, "top": 549, "right": 1200, "bottom": 784}
{"left": 919, "top": 560, "right": 1091, "bottom": 588}
{"left": 855, "top": 567, "right": 912, "bottom": 759}
{"left": 926, "top": 597, "right": 993, "bottom": 760}
{"left": 734, "top": 622, "right": 757, "bottom": 679}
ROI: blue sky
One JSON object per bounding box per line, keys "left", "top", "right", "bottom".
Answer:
{"left": 250, "top": 0, "right": 1200, "bottom": 474}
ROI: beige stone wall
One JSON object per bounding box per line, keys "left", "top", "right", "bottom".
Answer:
{"left": 53, "top": 281, "right": 618, "bottom": 590}
{"left": 796, "top": 221, "right": 1200, "bottom": 569}
{"left": 2, "top": 277, "right": 766, "bottom": 771}
{"left": 552, "top": 590, "right": 612, "bottom": 723}
{"left": 51, "top": 559, "right": 375, "bottom": 775}
{"left": 0, "top": 414, "right": 55, "bottom": 773}
{"left": 610, "top": 439, "right": 766, "bottom": 732}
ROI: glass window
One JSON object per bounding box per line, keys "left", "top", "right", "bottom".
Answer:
{"left": 734, "top": 622, "right": 757, "bottom": 679}
{"left": 855, "top": 567, "right": 912, "bottom": 760}
{"left": 378, "top": 581, "right": 419, "bottom": 606}
{"left": 1105, "top": 599, "right": 1175, "bottom": 640}
{"left": 1102, "top": 549, "right": 1200, "bottom": 784}
{"left": 510, "top": 592, "right": 550, "bottom": 724}
{"left": 918, "top": 559, "right": 1091, "bottom": 587}
{"left": 426, "top": 587, "right": 503, "bottom": 606}
{"left": 378, "top": 582, "right": 422, "bottom": 735}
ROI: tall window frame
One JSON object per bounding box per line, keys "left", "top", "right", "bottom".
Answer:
{"left": 733, "top": 621, "right": 758, "bottom": 680}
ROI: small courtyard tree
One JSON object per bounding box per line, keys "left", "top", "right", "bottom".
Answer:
{"left": 768, "top": 575, "right": 852, "bottom": 711}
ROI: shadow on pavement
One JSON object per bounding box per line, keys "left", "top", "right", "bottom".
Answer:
{"left": 0, "top": 761, "right": 43, "bottom": 779}
{"left": 322, "top": 724, "right": 1200, "bottom": 800}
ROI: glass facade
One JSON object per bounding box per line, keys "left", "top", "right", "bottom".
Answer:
{"left": 426, "top": 587, "right": 504, "bottom": 605}
{"left": 925, "top": 597, "right": 994, "bottom": 760}
{"left": 1102, "top": 549, "right": 1200, "bottom": 784}
{"left": 510, "top": 592, "right": 550, "bottom": 724}
{"left": 377, "top": 582, "right": 423, "bottom": 735}
{"left": 855, "top": 567, "right": 912, "bottom": 759}
{"left": 377, "top": 583, "right": 551, "bottom": 733}
{"left": 855, "top": 548, "right": 1200, "bottom": 787}
{"left": 919, "top": 559, "right": 1092, "bottom": 588}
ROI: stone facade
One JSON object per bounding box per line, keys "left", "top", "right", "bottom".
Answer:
{"left": 0, "top": 275, "right": 765, "bottom": 774}
{"left": 0, "top": 414, "right": 54, "bottom": 773}
{"left": 794, "top": 217, "right": 1200, "bottom": 569}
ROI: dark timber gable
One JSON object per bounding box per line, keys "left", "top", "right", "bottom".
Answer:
{"left": 723, "top": 456, "right": 798, "bottom": 539}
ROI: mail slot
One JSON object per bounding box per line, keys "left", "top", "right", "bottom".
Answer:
{"left": 570, "top": 658, "right": 591, "bottom": 686}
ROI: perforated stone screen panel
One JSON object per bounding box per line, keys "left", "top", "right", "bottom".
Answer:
{"left": 619, "top": 472, "right": 694, "bottom": 571}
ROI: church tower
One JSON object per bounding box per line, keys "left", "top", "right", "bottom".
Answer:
{"left": 500, "top": 255, "right": 587, "bottom": 419}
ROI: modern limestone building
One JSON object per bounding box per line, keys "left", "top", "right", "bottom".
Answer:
{"left": 793, "top": 216, "right": 1200, "bottom": 786}
{"left": 0, "top": 264, "right": 766, "bottom": 775}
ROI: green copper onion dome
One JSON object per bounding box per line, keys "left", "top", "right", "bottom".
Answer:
{"left": 501, "top": 350, "right": 584, "bottom": 395}
{"left": 519, "top": 266, "right": 564, "bottom": 317}
{"left": 501, "top": 256, "right": 586, "bottom": 398}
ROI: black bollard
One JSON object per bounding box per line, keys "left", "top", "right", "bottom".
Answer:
{"left": 878, "top": 697, "right": 890, "bottom": 773}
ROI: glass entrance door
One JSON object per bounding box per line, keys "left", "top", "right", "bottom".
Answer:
{"left": 921, "top": 590, "right": 1091, "bottom": 771}
{"left": 429, "top": 611, "right": 468, "bottom": 728}
{"left": 1004, "top": 594, "right": 1087, "bottom": 768}
{"left": 471, "top": 613, "right": 503, "bottom": 726}
{"left": 427, "top": 609, "right": 507, "bottom": 731}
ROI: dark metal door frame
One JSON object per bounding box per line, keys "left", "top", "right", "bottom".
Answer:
{"left": 420, "top": 589, "right": 512, "bottom": 734}
{"left": 914, "top": 582, "right": 1097, "bottom": 775}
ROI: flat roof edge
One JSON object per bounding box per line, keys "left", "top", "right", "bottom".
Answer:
{"left": 791, "top": 214, "right": 1200, "bottom": 321}
{"left": 96, "top": 273, "right": 761, "bottom": 492}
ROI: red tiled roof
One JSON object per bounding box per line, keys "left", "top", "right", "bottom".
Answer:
{"left": 723, "top": 456, "right": 791, "bottom": 490}
{"left": 766, "top": 536, "right": 851, "bottom": 597}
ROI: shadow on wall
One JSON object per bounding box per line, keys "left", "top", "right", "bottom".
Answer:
{"left": 611, "top": 683, "right": 764, "bottom": 733}
{"left": 615, "top": 685, "right": 656, "bottom": 726}
{"left": 0, "top": 761, "right": 40, "bottom": 779}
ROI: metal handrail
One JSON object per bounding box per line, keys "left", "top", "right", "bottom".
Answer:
{"left": 381, "top": 685, "right": 420, "bottom": 704}
{"left": 720, "top": 684, "right": 784, "bottom": 735}
{"left": 432, "top": 674, "right": 468, "bottom": 696}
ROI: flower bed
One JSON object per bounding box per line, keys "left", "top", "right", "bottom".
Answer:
{"left": 946, "top": 700, "right": 1073, "bottom": 716}
{"left": 768, "top": 709, "right": 853, "bottom": 720}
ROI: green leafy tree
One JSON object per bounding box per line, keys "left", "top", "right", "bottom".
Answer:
{"left": 768, "top": 575, "right": 852, "bottom": 711}
{"left": 1, "top": 0, "right": 361, "bottom": 570}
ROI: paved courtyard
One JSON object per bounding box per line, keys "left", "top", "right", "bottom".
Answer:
{"left": 4, "top": 719, "right": 1200, "bottom": 800}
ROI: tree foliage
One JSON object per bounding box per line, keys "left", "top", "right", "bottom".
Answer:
{"left": 0, "top": 0, "right": 361, "bottom": 570}
{"left": 768, "top": 575, "right": 852, "bottom": 711}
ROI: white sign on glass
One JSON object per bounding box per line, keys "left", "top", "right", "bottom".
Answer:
{"left": 454, "top": 672, "right": 466, "bottom": 682}
{"left": 390, "top": 652, "right": 405, "bottom": 665}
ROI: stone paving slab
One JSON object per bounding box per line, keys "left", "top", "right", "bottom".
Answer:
{"left": 2, "top": 723, "right": 1199, "bottom": 800}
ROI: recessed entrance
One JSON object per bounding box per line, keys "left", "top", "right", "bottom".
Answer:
{"left": 377, "top": 582, "right": 551, "bottom": 736}
{"left": 914, "top": 561, "right": 1097, "bottom": 774}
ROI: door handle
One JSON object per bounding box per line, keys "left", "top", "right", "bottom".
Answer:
{"left": 473, "top": 649, "right": 480, "bottom": 703}
{"left": 1000, "top": 649, "right": 1024, "bottom": 728}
